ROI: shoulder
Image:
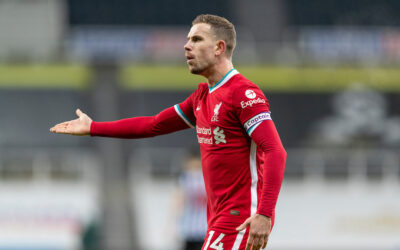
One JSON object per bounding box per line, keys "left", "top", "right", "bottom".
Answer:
{"left": 188, "top": 82, "right": 208, "bottom": 101}
{"left": 231, "top": 74, "right": 266, "bottom": 99}
{"left": 230, "top": 74, "right": 269, "bottom": 110}
{"left": 231, "top": 73, "right": 262, "bottom": 90}
{"left": 192, "top": 82, "right": 208, "bottom": 94}
{"left": 193, "top": 82, "right": 209, "bottom": 98}
{"left": 197, "top": 82, "right": 209, "bottom": 91}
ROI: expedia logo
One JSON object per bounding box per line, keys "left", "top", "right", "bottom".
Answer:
{"left": 240, "top": 98, "right": 266, "bottom": 109}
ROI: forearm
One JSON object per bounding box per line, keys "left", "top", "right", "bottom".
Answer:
{"left": 257, "top": 148, "right": 286, "bottom": 217}
{"left": 90, "top": 106, "right": 189, "bottom": 138}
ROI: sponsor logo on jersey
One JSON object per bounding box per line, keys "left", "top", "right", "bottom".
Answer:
{"left": 240, "top": 98, "right": 266, "bottom": 109}
{"left": 244, "top": 112, "right": 271, "bottom": 131}
{"left": 211, "top": 102, "right": 222, "bottom": 122}
{"left": 197, "top": 127, "right": 211, "bottom": 135}
{"left": 213, "top": 126, "right": 226, "bottom": 144}
{"left": 197, "top": 127, "right": 213, "bottom": 144}
{"left": 196, "top": 126, "right": 226, "bottom": 145}
{"left": 197, "top": 136, "right": 213, "bottom": 144}
{"left": 245, "top": 89, "right": 256, "bottom": 99}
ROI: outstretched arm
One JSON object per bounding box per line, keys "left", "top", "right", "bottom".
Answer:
{"left": 90, "top": 106, "right": 190, "bottom": 138}
{"left": 50, "top": 109, "right": 92, "bottom": 135}
{"left": 50, "top": 106, "right": 191, "bottom": 138}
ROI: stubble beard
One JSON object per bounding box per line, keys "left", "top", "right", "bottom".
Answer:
{"left": 190, "top": 66, "right": 204, "bottom": 75}
{"left": 188, "top": 61, "right": 211, "bottom": 75}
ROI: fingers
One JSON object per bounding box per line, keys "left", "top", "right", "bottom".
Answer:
{"left": 50, "top": 122, "right": 69, "bottom": 134}
{"left": 262, "top": 235, "right": 269, "bottom": 249}
{"left": 50, "top": 109, "right": 82, "bottom": 133}
{"left": 246, "top": 232, "right": 264, "bottom": 250}
{"left": 76, "top": 108, "right": 83, "bottom": 117}
{"left": 252, "top": 235, "right": 262, "bottom": 250}
{"left": 50, "top": 120, "right": 76, "bottom": 134}
{"left": 245, "top": 236, "right": 265, "bottom": 250}
{"left": 245, "top": 233, "right": 253, "bottom": 250}
{"left": 236, "top": 217, "right": 251, "bottom": 231}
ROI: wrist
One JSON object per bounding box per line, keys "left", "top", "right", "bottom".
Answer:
{"left": 256, "top": 213, "right": 271, "bottom": 220}
{"left": 89, "top": 120, "right": 95, "bottom": 136}
{"left": 256, "top": 208, "right": 273, "bottom": 218}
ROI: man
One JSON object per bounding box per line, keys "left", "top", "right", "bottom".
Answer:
{"left": 51, "top": 14, "right": 286, "bottom": 250}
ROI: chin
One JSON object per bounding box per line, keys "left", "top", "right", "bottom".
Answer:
{"left": 190, "top": 68, "right": 202, "bottom": 75}
{"left": 189, "top": 64, "right": 208, "bottom": 75}
{"left": 189, "top": 67, "right": 203, "bottom": 75}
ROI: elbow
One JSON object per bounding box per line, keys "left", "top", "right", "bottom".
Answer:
{"left": 146, "top": 116, "right": 159, "bottom": 137}
{"left": 281, "top": 146, "right": 287, "bottom": 160}
{"left": 267, "top": 145, "right": 287, "bottom": 169}
{"left": 281, "top": 148, "right": 287, "bottom": 171}
{"left": 276, "top": 146, "right": 287, "bottom": 168}
{"left": 261, "top": 143, "right": 287, "bottom": 158}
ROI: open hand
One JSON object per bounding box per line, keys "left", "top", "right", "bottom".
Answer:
{"left": 50, "top": 109, "right": 92, "bottom": 136}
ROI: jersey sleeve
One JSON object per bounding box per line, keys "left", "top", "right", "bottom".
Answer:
{"left": 250, "top": 120, "right": 286, "bottom": 218}
{"left": 174, "top": 85, "right": 202, "bottom": 128}
{"left": 90, "top": 106, "right": 190, "bottom": 138}
{"left": 90, "top": 86, "right": 203, "bottom": 138}
{"left": 232, "top": 84, "right": 271, "bottom": 135}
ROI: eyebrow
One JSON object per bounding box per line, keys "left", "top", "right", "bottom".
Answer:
{"left": 187, "top": 35, "right": 203, "bottom": 40}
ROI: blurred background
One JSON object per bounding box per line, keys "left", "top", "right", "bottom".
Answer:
{"left": 0, "top": 0, "right": 399, "bottom": 249}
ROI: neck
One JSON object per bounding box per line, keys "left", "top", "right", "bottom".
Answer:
{"left": 204, "top": 60, "right": 234, "bottom": 88}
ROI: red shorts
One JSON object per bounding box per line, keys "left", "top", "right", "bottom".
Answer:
{"left": 201, "top": 213, "right": 275, "bottom": 250}
{"left": 201, "top": 228, "right": 249, "bottom": 250}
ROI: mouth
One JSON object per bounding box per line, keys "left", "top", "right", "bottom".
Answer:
{"left": 186, "top": 54, "right": 195, "bottom": 63}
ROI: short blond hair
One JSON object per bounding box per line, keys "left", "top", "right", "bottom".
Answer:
{"left": 192, "top": 14, "right": 236, "bottom": 58}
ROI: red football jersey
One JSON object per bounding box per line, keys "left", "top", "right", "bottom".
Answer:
{"left": 174, "top": 69, "right": 272, "bottom": 232}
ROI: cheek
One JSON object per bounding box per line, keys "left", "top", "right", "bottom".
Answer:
{"left": 200, "top": 48, "right": 215, "bottom": 61}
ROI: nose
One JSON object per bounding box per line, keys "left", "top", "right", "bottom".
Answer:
{"left": 184, "top": 40, "right": 191, "bottom": 51}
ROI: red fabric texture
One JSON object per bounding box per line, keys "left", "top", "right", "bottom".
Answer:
{"left": 251, "top": 120, "right": 286, "bottom": 218}
{"left": 90, "top": 106, "right": 189, "bottom": 138}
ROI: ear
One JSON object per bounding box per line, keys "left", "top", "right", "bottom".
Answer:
{"left": 215, "top": 40, "right": 226, "bottom": 56}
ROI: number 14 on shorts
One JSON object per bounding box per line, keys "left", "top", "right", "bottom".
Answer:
{"left": 204, "top": 230, "right": 225, "bottom": 250}
{"left": 203, "top": 228, "right": 247, "bottom": 250}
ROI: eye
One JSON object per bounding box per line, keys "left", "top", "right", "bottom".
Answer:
{"left": 192, "top": 36, "right": 202, "bottom": 42}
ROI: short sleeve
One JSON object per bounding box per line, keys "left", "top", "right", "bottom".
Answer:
{"left": 232, "top": 84, "right": 271, "bottom": 136}
{"left": 174, "top": 86, "right": 202, "bottom": 128}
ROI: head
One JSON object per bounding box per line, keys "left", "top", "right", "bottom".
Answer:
{"left": 184, "top": 14, "right": 236, "bottom": 75}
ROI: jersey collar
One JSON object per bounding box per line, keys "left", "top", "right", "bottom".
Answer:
{"left": 208, "top": 69, "right": 239, "bottom": 93}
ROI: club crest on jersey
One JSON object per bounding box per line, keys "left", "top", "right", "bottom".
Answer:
{"left": 211, "top": 102, "right": 222, "bottom": 122}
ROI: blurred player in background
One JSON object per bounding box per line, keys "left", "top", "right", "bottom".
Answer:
{"left": 51, "top": 14, "right": 286, "bottom": 250}
{"left": 174, "top": 149, "right": 207, "bottom": 250}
